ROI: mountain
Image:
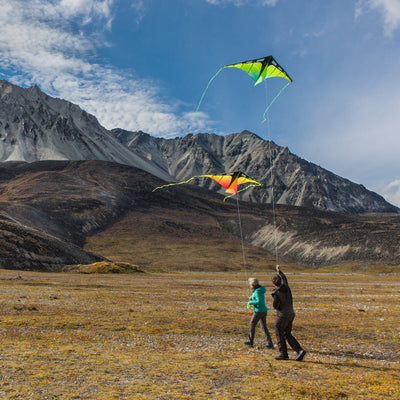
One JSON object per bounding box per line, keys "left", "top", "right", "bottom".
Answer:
{"left": 0, "top": 80, "right": 397, "bottom": 215}
{"left": 0, "top": 80, "right": 171, "bottom": 181}
{"left": 0, "top": 213, "right": 104, "bottom": 271}
{"left": 112, "top": 129, "right": 399, "bottom": 214}
{"left": 0, "top": 81, "right": 398, "bottom": 271}
{"left": 0, "top": 160, "right": 399, "bottom": 271}
{"left": 0, "top": 160, "right": 274, "bottom": 271}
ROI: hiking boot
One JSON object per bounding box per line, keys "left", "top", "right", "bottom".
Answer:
{"left": 295, "top": 350, "right": 306, "bottom": 361}
{"left": 275, "top": 354, "right": 289, "bottom": 360}
{"left": 244, "top": 341, "right": 253, "bottom": 347}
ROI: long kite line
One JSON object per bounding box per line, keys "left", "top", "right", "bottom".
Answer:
{"left": 155, "top": 55, "right": 292, "bottom": 278}
{"left": 193, "top": 54, "right": 293, "bottom": 274}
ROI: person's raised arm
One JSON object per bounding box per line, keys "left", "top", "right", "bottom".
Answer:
{"left": 276, "top": 264, "right": 288, "bottom": 286}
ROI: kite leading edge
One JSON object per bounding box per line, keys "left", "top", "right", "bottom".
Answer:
{"left": 152, "top": 170, "right": 262, "bottom": 202}
{"left": 196, "top": 55, "right": 292, "bottom": 122}
{"left": 223, "top": 55, "right": 292, "bottom": 85}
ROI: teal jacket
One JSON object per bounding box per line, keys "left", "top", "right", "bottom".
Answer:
{"left": 248, "top": 285, "right": 268, "bottom": 313}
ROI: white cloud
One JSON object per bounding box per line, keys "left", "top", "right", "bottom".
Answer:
{"left": 356, "top": 0, "right": 400, "bottom": 36}
{"left": 382, "top": 180, "right": 400, "bottom": 207}
{"left": 298, "top": 76, "right": 400, "bottom": 204}
{"left": 59, "top": 0, "right": 113, "bottom": 19}
{"left": 130, "top": 0, "right": 146, "bottom": 24}
{"left": 205, "top": 0, "right": 278, "bottom": 6}
{"left": 0, "top": 0, "right": 207, "bottom": 136}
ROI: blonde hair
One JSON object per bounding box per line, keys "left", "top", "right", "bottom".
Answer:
{"left": 248, "top": 278, "right": 259, "bottom": 288}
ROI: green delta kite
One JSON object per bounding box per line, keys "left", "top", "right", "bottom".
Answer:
{"left": 196, "top": 55, "right": 292, "bottom": 122}
{"left": 224, "top": 55, "right": 292, "bottom": 86}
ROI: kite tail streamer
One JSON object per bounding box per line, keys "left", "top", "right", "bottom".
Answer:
{"left": 196, "top": 67, "right": 223, "bottom": 111}
{"left": 152, "top": 175, "right": 208, "bottom": 192}
{"left": 261, "top": 82, "right": 291, "bottom": 123}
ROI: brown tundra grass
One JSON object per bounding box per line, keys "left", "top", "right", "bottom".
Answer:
{"left": 0, "top": 269, "right": 399, "bottom": 399}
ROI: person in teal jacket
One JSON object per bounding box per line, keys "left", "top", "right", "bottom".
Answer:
{"left": 244, "top": 277, "right": 274, "bottom": 348}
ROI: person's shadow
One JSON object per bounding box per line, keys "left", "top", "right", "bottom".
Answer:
{"left": 308, "top": 349, "right": 399, "bottom": 372}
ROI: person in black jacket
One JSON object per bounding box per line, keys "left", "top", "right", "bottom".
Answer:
{"left": 271, "top": 265, "right": 306, "bottom": 361}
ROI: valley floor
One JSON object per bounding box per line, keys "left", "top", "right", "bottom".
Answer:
{"left": 0, "top": 269, "right": 399, "bottom": 399}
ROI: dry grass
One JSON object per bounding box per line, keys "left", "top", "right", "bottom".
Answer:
{"left": 62, "top": 262, "right": 144, "bottom": 274}
{"left": 84, "top": 209, "right": 297, "bottom": 272}
{"left": 0, "top": 269, "right": 399, "bottom": 399}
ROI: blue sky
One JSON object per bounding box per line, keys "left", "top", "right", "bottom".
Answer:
{"left": 0, "top": 0, "right": 400, "bottom": 205}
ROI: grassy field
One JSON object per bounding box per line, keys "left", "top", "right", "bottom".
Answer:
{"left": 0, "top": 268, "right": 399, "bottom": 399}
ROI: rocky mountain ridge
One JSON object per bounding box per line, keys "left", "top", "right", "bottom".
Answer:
{"left": 112, "top": 129, "right": 398, "bottom": 214}
{"left": 0, "top": 79, "right": 397, "bottom": 215}
{"left": 0, "top": 80, "right": 171, "bottom": 181}
{"left": 0, "top": 160, "right": 399, "bottom": 271}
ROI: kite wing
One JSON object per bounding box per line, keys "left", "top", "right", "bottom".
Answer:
{"left": 204, "top": 171, "right": 262, "bottom": 195}
{"left": 153, "top": 171, "right": 262, "bottom": 201}
{"left": 223, "top": 55, "right": 292, "bottom": 86}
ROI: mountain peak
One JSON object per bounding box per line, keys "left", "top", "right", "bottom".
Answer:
{"left": 0, "top": 81, "right": 397, "bottom": 214}
{"left": 236, "top": 130, "right": 262, "bottom": 139}
{"left": 0, "top": 80, "right": 23, "bottom": 99}
{"left": 27, "top": 83, "right": 47, "bottom": 97}
{"left": 0, "top": 80, "right": 50, "bottom": 106}
{"left": 114, "top": 130, "right": 398, "bottom": 214}
{"left": 0, "top": 82, "right": 172, "bottom": 181}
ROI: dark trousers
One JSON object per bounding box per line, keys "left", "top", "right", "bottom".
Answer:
{"left": 248, "top": 312, "right": 273, "bottom": 346}
{"left": 275, "top": 313, "right": 302, "bottom": 357}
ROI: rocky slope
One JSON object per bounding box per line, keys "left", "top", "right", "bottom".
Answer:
{"left": 112, "top": 129, "right": 399, "bottom": 214}
{"left": 0, "top": 80, "right": 171, "bottom": 181}
{"left": 0, "top": 160, "right": 399, "bottom": 270}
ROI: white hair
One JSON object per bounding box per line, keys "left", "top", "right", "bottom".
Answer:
{"left": 248, "top": 278, "right": 259, "bottom": 288}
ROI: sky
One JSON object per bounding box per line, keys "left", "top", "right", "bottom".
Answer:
{"left": 0, "top": 0, "right": 399, "bottom": 205}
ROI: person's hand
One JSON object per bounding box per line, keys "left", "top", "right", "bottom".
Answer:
{"left": 247, "top": 303, "right": 251, "bottom": 309}
{"left": 276, "top": 264, "right": 280, "bottom": 272}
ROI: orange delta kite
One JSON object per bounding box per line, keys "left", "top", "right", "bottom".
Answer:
{"left": 152, "top": 170, "right": 262, "bottom": 201}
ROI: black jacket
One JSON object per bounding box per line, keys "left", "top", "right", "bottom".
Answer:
{"left": 271, "top": 270, "right": 295, "bottom": 318}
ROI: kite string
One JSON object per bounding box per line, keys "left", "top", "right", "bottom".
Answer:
{"left": 236, "top": 196, "right": 248, "bottom": 283}
{"left": 267, "top": 139, "right": 279, "bottom": 265}
{"left": 196, "top": 67, "right": 223, "bottom": 111}
{"left": 264, "top": 81, "right": 279, "bottom": 266}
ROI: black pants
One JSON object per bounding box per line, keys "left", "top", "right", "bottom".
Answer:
{"left": 275, "top": 313, "right": 302, "bottom": 357}
{"left": 248, "top": 311, "right": 273, "bottom": 346}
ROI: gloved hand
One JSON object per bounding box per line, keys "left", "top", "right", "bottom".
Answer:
{"left": 247, "top": 303, "right": 251, "bottom": 309}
